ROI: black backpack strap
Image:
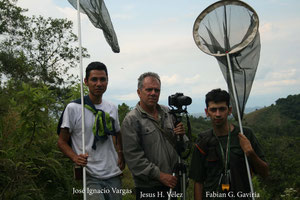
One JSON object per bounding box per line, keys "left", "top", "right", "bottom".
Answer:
{"left": 195, "top": 129, "right": 214, "bottom": 155}
{"left": 56, "top": 97, "right": 83, "bottom": 147}
{"left": 57, "top": 107, "right": 72, "bottom": 146}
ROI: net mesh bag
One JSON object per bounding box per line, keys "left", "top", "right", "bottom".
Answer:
{"left": 193, "top": 0, "right": 260, "bottom": 119}
{"left": 68, "top": 0, "right": 120, "bottom": 53}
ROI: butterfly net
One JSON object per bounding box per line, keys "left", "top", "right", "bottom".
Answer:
{"left": 68, "top": 0, "right": 120, "bottom": 53}
{"left": 193, "top": 0, "right": 260, "bottom": 119}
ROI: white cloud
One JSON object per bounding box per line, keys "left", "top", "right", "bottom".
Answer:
{"left": 260, "top": 19, "right": 300, "bottom": 42}
{"left": 269, "top": 69, "right": 297, "bottom": 80}
{"left": 161, "top": 74, "right": 179, "bottom": 86}
{"left": 113, "top": 14, "right": 134, "bottom": 20}
{"left": 252, "top": 66, "right": 299, "bottom": 94}
{"left": 57, "top": 6, "right": 78, "bottom": 21}
{"left": 113, "top": 92, "right": 138, "bottom": 101}
{"left": 184, "top": 74, "right": 201, "bottom": 84}
{"left": 14, "top": 0, "right": 300, "bottom": 111}
{"left": 18, "top": 0, "right": 64, "bottom": 18}
{"left": 263, "top": 79, "right": 299, "bottom": 87}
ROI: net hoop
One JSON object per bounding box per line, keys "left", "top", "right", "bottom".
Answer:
{"left": 193, "top": 0, "right": 259, "bottom": 57}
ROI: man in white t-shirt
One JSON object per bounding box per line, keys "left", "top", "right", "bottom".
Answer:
{"left": 58, "top": 62, "right": 125, "bottom": 200}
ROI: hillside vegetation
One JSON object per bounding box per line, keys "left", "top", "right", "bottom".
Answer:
{"left": 243, "top": 94, "right": 300, "bottom": 199}
{"left": 244, "top": 94, "right": 300, "bottom": 137}
{"left": 0, "top": 1, "right": 299, "bottom": 199}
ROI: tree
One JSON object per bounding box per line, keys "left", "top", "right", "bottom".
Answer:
{"left": 0, "top": 15, "right": 89, "bottom": 87}
{"left": 276, "top": 94, "right": 300, "bottom": 120}
{"left": 1, "top": 1, "right": 90, "bottom": 118}
{"left": 0, "top": 0, "right": 27, "bottom": 35}
{"left": 0, "top": 81, "right": 81, "bottom": 199}
{"left": 0, "top": 1, "right": 94, "bottom": 199}
{"left": 118, "top": 103, "right": 131, "bottom": 124}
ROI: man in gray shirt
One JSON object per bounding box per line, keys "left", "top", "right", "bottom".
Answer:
{"left": 121, "top": 72, "right": 185, "bottom": 199}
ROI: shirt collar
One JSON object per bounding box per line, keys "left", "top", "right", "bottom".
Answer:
{"left": 136, "top": 102, "right": 165, "bottom": 119}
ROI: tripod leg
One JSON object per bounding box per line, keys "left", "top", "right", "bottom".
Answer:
{"left": 182, "top": 173, "right": 186, "bottom": 200}
{"left": 168, "top": 173, "right": 176, "bottom": 200}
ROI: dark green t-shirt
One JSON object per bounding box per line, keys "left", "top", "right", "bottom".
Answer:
{"left": 189, "top": 125, "right": 266, "bottom": 199}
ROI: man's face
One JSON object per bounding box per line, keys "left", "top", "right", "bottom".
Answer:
{"left": 137, "top": 76, "right": 161, "bottom": 108}
{"left": 84, "top": 70, "right": 108, "bottom": 98}
{"left": 205, "top": 101, "right": 232, "bottom": 127}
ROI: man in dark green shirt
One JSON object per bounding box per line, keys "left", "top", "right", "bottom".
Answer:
{"left": 189, "top": 89, "right": 269, "bottom": 199}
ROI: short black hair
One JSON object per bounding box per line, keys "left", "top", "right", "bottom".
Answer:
{"left": 205, "top": 88, "right": 230, "bottom": 108}
{"left": 85, "top": 62, "right": 108, "bottom": 79}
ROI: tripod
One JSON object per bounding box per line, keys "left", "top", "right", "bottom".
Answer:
{"left": 168, "top": 138, "right": 187, "bottom": 200}
{"left": 168, "top": 108, "right": 191, "bottom": 200}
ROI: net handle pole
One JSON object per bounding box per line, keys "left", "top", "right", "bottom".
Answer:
{"left": 76, "top": 0, "right": 87, "bottom": 199}
{"left": 226, "top": 53, "right": 255, "bottom": 200}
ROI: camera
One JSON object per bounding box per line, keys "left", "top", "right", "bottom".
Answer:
{"left": 168, "top": 93, "right": 192, "bottom": 198}
{"left": 168, "top": 93, "right": 192, "bottom": 108}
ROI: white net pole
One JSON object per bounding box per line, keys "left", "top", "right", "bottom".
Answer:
{"left": 226, "top": 53, "right": 255, "bottom": 200}
{"left": 76, "top": 0, "right": 87, "bottom": 199}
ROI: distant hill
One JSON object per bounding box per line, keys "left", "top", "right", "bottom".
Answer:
{"left": 190, "top": 106, "right": 261, "bottom": 118}
{"left": 243, "top": 94, "right": 300, "bottom": 137}
{"left": 243, "top": 94, "right": 300, "bottom": 198}
{"left": 190, "top": 112, "right": 206, "bottom": 118}
{"left": 244, "top": 106, "right": 262, "bottom": 113}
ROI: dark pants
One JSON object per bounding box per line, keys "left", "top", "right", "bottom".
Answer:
{"left": 136, "top": 186, "right": 180, "bottom": 200}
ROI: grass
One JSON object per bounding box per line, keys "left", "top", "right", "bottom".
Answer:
{"left": 121, "top": 166, "right": 136, "bottom": 200}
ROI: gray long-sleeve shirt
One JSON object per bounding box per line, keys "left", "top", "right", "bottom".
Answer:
{"left": 121, "top": 103, "right": 179, "bottom": 188}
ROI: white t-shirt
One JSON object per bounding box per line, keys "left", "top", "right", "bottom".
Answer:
{"left": 61, "top": 99, "right": 122, "bottom": 179}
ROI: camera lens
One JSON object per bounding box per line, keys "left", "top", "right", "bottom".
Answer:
{"left": 177, "top": 95, "right": 192, "bottom": 106}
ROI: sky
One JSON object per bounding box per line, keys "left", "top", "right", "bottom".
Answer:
{"left": 17, "top": 0, "right": 300, "bottom": 114}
